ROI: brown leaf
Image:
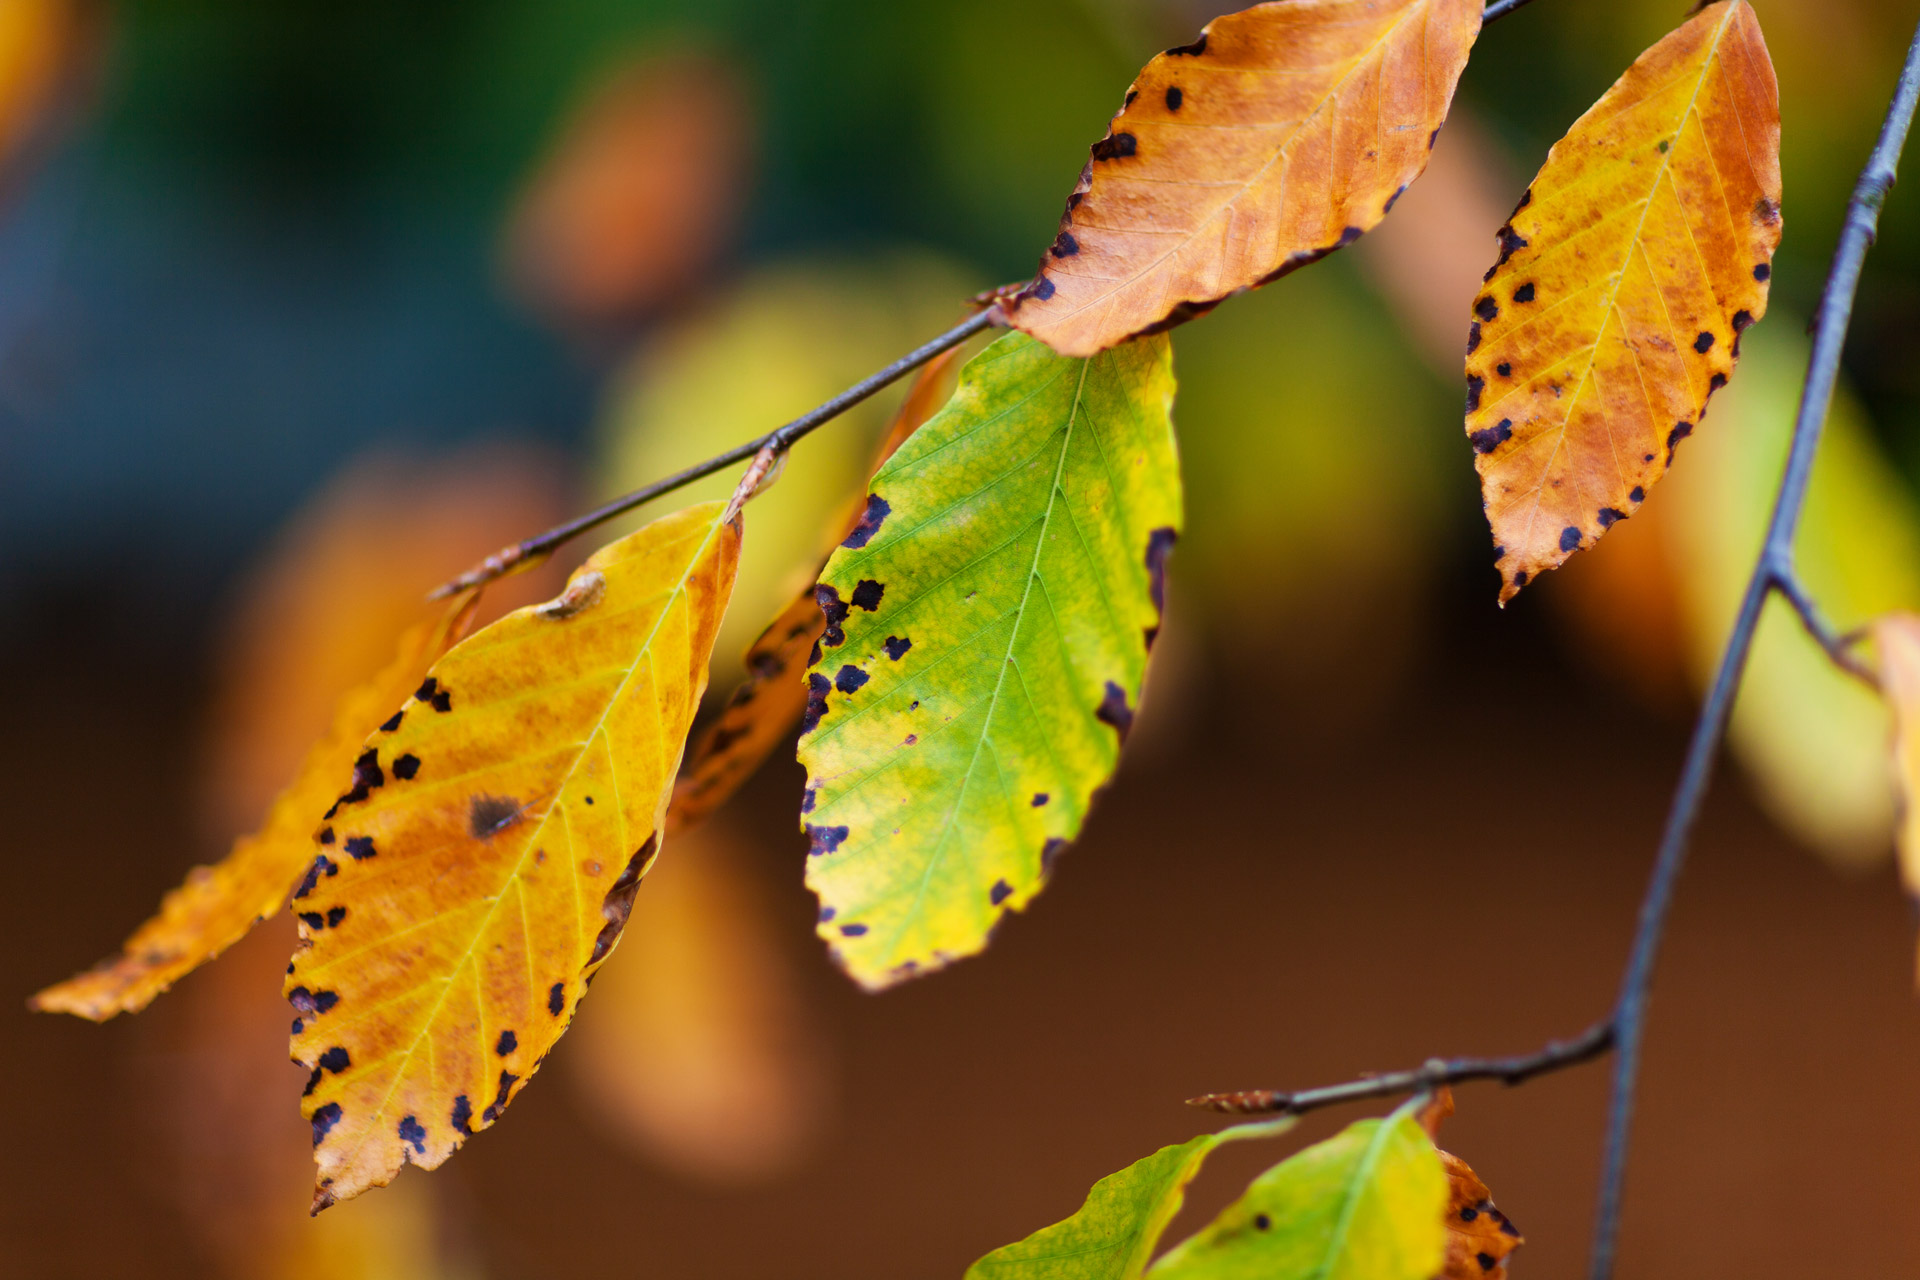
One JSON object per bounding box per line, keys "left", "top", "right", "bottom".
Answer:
{"left": 664, "top": 347, "right": 961, "bottom": 835}
{"left": 1417, "top": 1088, "right": 1525, "bottom": 1280}
{"left": 1465, "top": 0, "right": 1781, "bottom": 604}
{"left": 999, "top": 0, "right": 1483, "bottom": 358}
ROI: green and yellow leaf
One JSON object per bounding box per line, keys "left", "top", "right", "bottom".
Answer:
{"left": 1001, "top": 0, "right": 1483, "bottom": 358}
{"left": 30, "top": 596, "right": 480, "bottom": 1021}
{"left": 965, "top": 1120, "right": 1295, "bottom": 1280}
{"left": 797, "top": 331, "right": 1180, "bottom": 989}
{"left": 286, "top": 501, "right": 740, "bottom": 1210}
{"left": 666, "top": 347, "right": 963, "bottom": 836}
{"left": 1148, "top": 1111, "right": 1447, "bottom": 1280}
{"left": 1465, "top": 0, "right": 1780, "bottom": 603}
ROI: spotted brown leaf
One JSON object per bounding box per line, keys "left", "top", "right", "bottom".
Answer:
{"left": 1000, "top": 0, "right": 1483, "bottom": 358}
{"left": 1465, "top": 0, "right": 1780, "bottom": 603}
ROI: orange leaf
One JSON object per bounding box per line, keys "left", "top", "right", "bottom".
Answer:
{"left": 287, "top": 502, "right": 740, "bottom": 1211}
{"left": 1000, "top": 0, "right": 1483, "bottom": 358}
{"left": 1416, "top": 1088, "right": 1524, "bottom": 1280}
{"left": 29, "top": 595, "right": 479, "bottom": 1022}
{"left": 1465, "top": 0, "right": 1780, "bottom": 603}
{"left": 664, "top": 348, "right": 961, "bottom": 835}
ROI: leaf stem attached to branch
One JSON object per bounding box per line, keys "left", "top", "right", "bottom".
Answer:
{"left": 429, "top": 307, "right": 998, "bottom": 598}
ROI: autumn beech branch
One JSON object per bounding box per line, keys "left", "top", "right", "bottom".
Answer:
{"left": 1188, "top": 15, "right": 1920, "bottom": 1280}
{"left": 429, "top": 307, "right": 998, "bottom": 598}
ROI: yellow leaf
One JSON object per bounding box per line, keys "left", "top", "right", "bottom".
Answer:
{"left": 1002, "top": 0, "right": 1484, "bottom": 358}
{"left": 1465, "top": 0, "right": 1781, "bottom": 604}
{"left": 30, "top": 596, "right": 480, "bottom": 1022}
{"left": 665, "top": 347, "right": 962, "bottom": 836}
{"left": 287, "top": 501, "right": 741, "bottom": 1211}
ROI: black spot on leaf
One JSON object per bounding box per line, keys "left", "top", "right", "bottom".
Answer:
{"left": 415, "top": 678, "right": 438, "bottom": 703}
{"left": 319, "top": 1046, "right": 350, "bottom": 1073}
{"left": 850, "top": 579, "right": 884, "bottom": 611}
{"left": 1496, "top": 362, "right": 1512, "bottom": 378}
{"left": 1091, "top": 132, "right": 1137, "bottom": 161}
{"left": 548, "top": 983, "right": 565, "bottom": 1015}
{"left": 1597, "top": 507, "right": 1626, "bottom": 528}
{"left": 326, "top": 906, "right": 346, "bottom": 928}
{"left": 451, "top": 1096, "right": 473, "bottom": 1136}
{"left": 1031, "top": 278, "right": 1056, "bottom": 302}
{"left": 495, "top": 1030, "right": 517, "bottom": 1056}
{"left": 481, "top": 1071, "right": 518, "bottom": 1125}
{"left": 293, "top": 855, "right": 335, "bottom": 900}
{"left": 816, "top": 584, "right": 849, "bottom": 647}
{"left": 1465, "top": 375, "right": 1486, "bottom": 413}
{"left": 318, "top": 827, "right": 335, "bottom": 845}
{"left": 1630, "top": 486, "right": 1645, "bottom": 502}
{"left": 1042, "top": 838, "right": 1069, "bottom": 875}
{"left": 807, "top": 824, "right": 850, "bottom": 857}
{"left": 1513, "top": 282, "right": 1536, "bottom": 303}
{"left": 344, "top": 835, "right": 376, "bottom": 860}
{"left": 1466, "top": 321, "right": 1481, "bottom": 354}
{"left": 1666, "top": 421, "right": 1694, "bottom": 462}
{"left": 380, "top": 710, "right": 403, "bottom": 733}
{"left": 1474, "top": 296, "right": 1499, "bottom": 322}
{"left": 392, "top": 753, "right": 420, "bottom": 780}
{"left": 1096, "top": 681, "right": 1135, "bottom": 739}
{"left": 431, "top": 689, "right": 452, "bottom": 712}
{"left": 839, "top": 923, "right": 868, "bottom": 937}
{"left": 1694, "top": 331, "right": 1715, "bottom": 353}
{"left": 990, "top": 880, "right": 1013, "bottom": 906}
{"left": 468, "top": 794, "right": 523, "bottom": 840}
{"left": 311, "top": 1102, "right": 343, "bottom": 1146}
{"left": 1468, "top": 419, "right": 1512, "bottom": 455}
{"left": 834, "top": 665, "right": 869, "bottom": 695}
{"left": 1477, "top": 1253, "right": 1498, "bottom": 1272}
{"left": 1032, "top": 793, "right": 1049, "bottom": 807}
{"left": 1495, "top": 225, "right": 1529, "bottom": 265}
{"left": 1732, "top": 309, "right": 1753, "bottom": 331}
{"left": 1164, "top": 86, "right": 1182, "bottom": 110}
{"left": 1754, "top": 263, "right": 1771, "bottom": 281}
{"left": 800, "top": 672, "right": 832, "bottom": 736}
{"left": 1165, "top": 34, "right": 1206, "bottom": 56}
{"left": 1559, "top": 526, "right": 1582, "bottom": 552}
{"left": 1051, "top": 231, "right": 1080, "bottom": 258}
{"left": 883, "top": 635, "right": 912, "bottom": 660}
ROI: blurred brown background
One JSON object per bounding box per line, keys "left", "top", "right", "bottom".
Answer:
{"left": 7, "top": 0, "right": 1920, "bottom": 1275}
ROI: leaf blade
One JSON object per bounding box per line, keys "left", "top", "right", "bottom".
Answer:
{"left": 1466, "top": 0, "right": 1781, "bottom": 602}
{"left": 797, "top": 331, "right": 1180, "bottom": 989}
{"left": 287, "top": 501, "right": 740, "bottom": 1209}
{"left": 1003, "top": 0, "right": 1484, "bottom": 358}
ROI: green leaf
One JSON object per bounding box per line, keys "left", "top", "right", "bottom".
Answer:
{"left": 1147, "top": 1111, "right": 1447, "bottom": 1280}
{"left": 797, "top": 330, "right": 1181, "bottom": 989}
{"left": 966, "top": 1120, "right": 1295, "bottom": 1280}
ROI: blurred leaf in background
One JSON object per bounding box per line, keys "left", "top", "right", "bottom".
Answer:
{"left": 0, "top": 0, "right": 93, "bottom": 179}
{"left": 1169, "top": 260, "right": 1457, "bottom": 731}
{"left": 592, "top": 254, "right": 981, "bottom": 685}
{"left": 564, "top": 812, "right": 834, "bottom": 1184}
{"left": 503, "top": 46, "right": 754, "bottom": 336}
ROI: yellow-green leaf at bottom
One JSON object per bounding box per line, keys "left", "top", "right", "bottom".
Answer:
{"left": 797, "top": 331, "right": 1181, "bottom": 989}
{"left": 966, "top": 1120, "right": 1293, "bottom": 1280}
{"left": 1148, "top": 1112, "right": 1447, "bottom": 1280}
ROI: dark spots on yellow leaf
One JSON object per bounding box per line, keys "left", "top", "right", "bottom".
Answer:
{"left": 1428, "top": 126, "right": 1442, "bottom": 150}
{"left": 319, "top": 1046, "right": 350, "bottom": 1073}
{"left": 1630, "top": 486, "right": 1645, "bottom": 502}
{"left": 1461, "top": 1206, "right": 1479, "bottom": 1222}
{"left": 1709, "top": 372, "right": 1728, "bottom": 393}
{"left": 816, "top": 584, "right": 850, "bottom": 647}
{"left": 468, "top": 794, "right": 523, "bottom": 840}
{"left": 903, "top": 733, "right": 918, "bottom": 745}
{"left": 839, "top": 923, "right": 868, "bottom": 937}
{"left": 1165, "top": 33, "right": 1207, "bottom": 56}
{"left": 1465, "top": 375, "right": 1485, "bottom": 413}
{"left": 1165, "top": 86, "right": 1183, "bottom": 111}
{"left": 1495, "top": 225, "right": 1529, "bottom": 266}
{"left": 310, "top": 1102, "right": 343, "bottom": 1146}
{"left": 289, "top": 986, "right": 337, "bottom": 1016}
{"left": 1466, "top": 321, "right": 1481, "bottom": 354}
{"left": 818, "top": 905, "right": 835, "bottom": 923}
{"left": 1514, "top": 188, "right": 1532, "bottom": 213}
{"left": 1694, "top": 331, "right": 1714, "bottom": 353}
{"left": 1096, "top": 680, "right": 1134, "bottom": 739}
{"left": 481, "top": 1071, "right": 518, "bottom": 1124}
{"left": 1754, "top": 196, "right": 1781, "bottom": 226}
{"left": 800, "top": 672, "right": 832, "bottom": 736}
{"left": 326, "top": 906, "right": 346, "bottom": 928}
{"left": 293, "top": 855, "right": 335, "bottom": 900}
{"left": 1732, "top": 309, "right": 1753, "bottom": 332}
{"left": 392, "top": 753, "right": 420, "bottom": 781}
{"left": 1491, "top": 545, "right": 1506, "bottom": 561}
{"left": 1657, "top": 138, "right": 1670, "bottom": 154}
{"left": 1042, "top": 837, "right": 1068, "bottom": 876}
{"left": 1384, "top": 183, "right": 1408, "bottom": 215}
{"left": 591, "top": 833, "right": 657, "bottom": 964}
{"left": 302, "top": 1065, "right": 323, "bottom": 1096}
{"left": 1091, "top": 132, "right": 1137, "bottom": 162}
{"left": 1559, "top": 526, "right": 1582, "bottom": 552}
{"left": 398, "top": 1115, "right": 427, "bottom": 1155}
{"left": 450, "top": 1096, "right": 473, "bottom": 1137}
{"left": 990, "top": 880, "right": 1012, "bottom": 906}
{"left": 1469, "top": 419, "right": 1512, "bottom": 455}
{"left": 1641, "top": 452, "right": 1655, "bottom": 463}
{"left": 432, "top": 689, "right": 452, "bottom": 712}
{"left": 1144, "top": 526, "right": 1177, "bottom": 646}
{"left": 1032, "top": 792, "right": 1049, "bottom": 807}
{"left": 884, "top": 635, "right": 912, "bottom": 660}
{"left": 1754, "top": 263, "right": 1771, "bottom": 281}
{"left": 1477, "top": 1253, "right": 1498, "bottom": 1272}
{"left": 416, "top": 678, "right": 438, "bottom": 703}
{"left": 1031, "top": 277, "right": 1056, "bottom": 302}
{"left": 801, "top": 786, "right": 817, "bottom": 814}
{"left": 1122, "top": 89, "right": 1137, "bottom": 108}
{"left": 380, "top": 710, "right": 403, "bottom": 733}
{"left": 548, "top": 983, "right": 565, "bottom": 1015}
{"left": 495, "top": 1030, "right": 517, "bottom": 1056}
{"left": 1513, "top": 282, "right": 1535, "bottom": 304}
{"left": 291, "top": 1017, "right": 303, "bottom": 1034}
{"left": 1597, "top": 507, "right": 1626, "bottom": 528}
{"left": 1512, "top": 570, "right": 1529, "bottom": 588}
{"left": 1666, "top": 421, "right": 1694, "bottom": 463}
{"left": 318, "top": 827, "right": 335, "bottom": 845}
{"left": 850, "top": 578, "right": 885, "bottom": 611}
{"left": 1474, "top": 296, "right": 1499, "bottom": 322}
{"left": 1496, "top": 362, "right": 1512, "bottom": 378}
{"left": 1337, "top": 225, "right": 1363, "bottom": 247}
{"left": 337, "top": 749, "right": 385, "bottom": 807}
{"left": 834, "top": 665, "right": 869, "bottom": 695}
{"left": 909, "top": 699, "right": 921, "bottom": 711}
{"left": 1498, "top": 1213, "right": 1522, "bottom": 1238}
{"left": 344, "top": 835, "right": 375, "bottom": 860}
{"left": 1050, "top": 231, "right": 1080, "bottom": 258}
{"left": 807, "top": 824, "right": 850, "bottom": 857}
